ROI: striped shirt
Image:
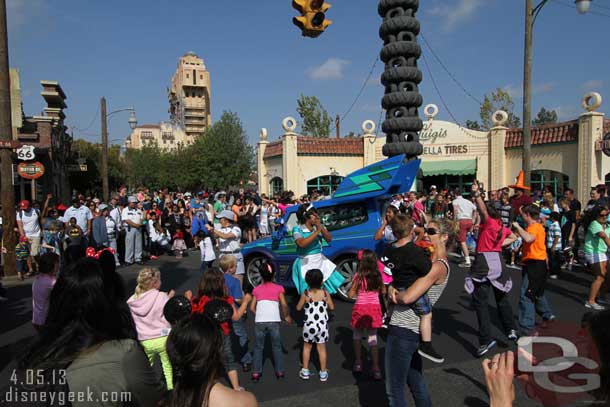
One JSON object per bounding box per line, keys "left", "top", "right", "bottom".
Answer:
{"left": 546, "top": 221, "right": 562, "bottom": 251}
{"left": 388, "top": 259, "right": 450, "bottom": 334}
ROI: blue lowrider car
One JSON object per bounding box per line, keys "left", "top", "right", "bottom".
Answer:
{"left": 243, "top": 155, "right": 420, "bottom": 301}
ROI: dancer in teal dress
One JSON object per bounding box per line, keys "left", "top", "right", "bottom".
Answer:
{"left": 292, "top": 204, "right": 345, "bottom": 294}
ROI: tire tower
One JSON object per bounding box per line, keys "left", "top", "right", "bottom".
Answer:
{"left": 378, "top": 0, "right": 424, "bottom": 160}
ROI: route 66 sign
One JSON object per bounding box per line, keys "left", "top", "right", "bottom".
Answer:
{"left": 16, "top": 145, "right": 35, "bottom": 161}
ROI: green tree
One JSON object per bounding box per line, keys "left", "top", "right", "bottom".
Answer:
{"left": 471, "top": 88, "right": 522, "bottom": 130}
{"left": 187, "top": 111, "right": 255, "bottom": 189}
{"left": 532, "top": 107, "right": 558, "bottom": 126}
{"left": 296, "top": 94, "right": 332, "bottom": 137}
{"left": 124, "top": 145, "right": 165, "bottom": 190}
{"left": 465, "top": 120, "right": 482, "bottom": 130}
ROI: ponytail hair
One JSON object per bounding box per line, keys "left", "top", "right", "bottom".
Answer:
{"left": 134, "top": 268, "right": 161, "bottom": 298}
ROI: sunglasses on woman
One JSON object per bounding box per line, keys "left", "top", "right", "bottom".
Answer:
{"left": 425, "top": 228, "right": 439, "bottom": 236}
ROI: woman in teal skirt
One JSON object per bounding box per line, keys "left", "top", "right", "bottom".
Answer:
{"left": 292, "top": 204, "right": 345, "bottom": 294}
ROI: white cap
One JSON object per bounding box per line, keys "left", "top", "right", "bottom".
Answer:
{"left": 430, "top": 185, "right": 437, "bottom": 190}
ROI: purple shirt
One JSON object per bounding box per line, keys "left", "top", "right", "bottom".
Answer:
{"left": 32, "top": 274, "right": 56, "bottom": 326}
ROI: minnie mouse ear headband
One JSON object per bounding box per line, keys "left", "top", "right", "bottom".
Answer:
{"left": 86, "top": 246, "right": 116, "bottom": 260}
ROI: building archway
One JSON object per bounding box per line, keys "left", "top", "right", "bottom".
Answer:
{"left": 307, "top": 175, "right": 344, "bottom": 196}
{"left": 531, "top": 170, "right": 570, "bottom": 197}
{"left": 270, "top": 177, "right": 283, "bottom": 195}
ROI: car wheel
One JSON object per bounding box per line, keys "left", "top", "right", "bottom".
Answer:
{"left": 246, "top": 255, "right": 268, "bottom": 289}
{"left": 334, "top": 256, "right": 359, "bottom": 302}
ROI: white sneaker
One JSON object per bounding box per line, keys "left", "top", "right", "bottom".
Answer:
{"left": 299, "top": 368, "right": 311, "bottom": 380}
{"left": 319, "top": 370, "right": 329, "bottom": 382}
{"left": 585, "top": 302, "right": 605, "bottom": 311}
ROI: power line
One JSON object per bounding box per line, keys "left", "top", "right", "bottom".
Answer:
{"left": 71, "top": 109, "right": 99, "bottom": 133}
{"left": 420, "top": 33, "right": 483, "bottom": 106}
{"left": 420, "top": 52, "right": 488, "bottom": 140}
{"left": 340, "top": 56, "right": 380, "bottom": 123}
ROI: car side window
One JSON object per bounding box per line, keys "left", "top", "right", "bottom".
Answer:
{"left": 285, "top": 213, "right": 298, "bottom": 236}
{"left": 318, "top": 202, "right": 368, "bottom": 231}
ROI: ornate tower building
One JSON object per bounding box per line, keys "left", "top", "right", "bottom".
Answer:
{"left": 168, "top": 51, "right": 211, "bottom": 139}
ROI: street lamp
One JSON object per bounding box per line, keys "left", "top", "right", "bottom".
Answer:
{"left": 100, "top": 97, "right": 137, "bottom": 201}
{"left": 522, "top": 0, "right": 590, "bottom": 186}
{"left": 575, "top": 0, "right": 592, "bottom": 14}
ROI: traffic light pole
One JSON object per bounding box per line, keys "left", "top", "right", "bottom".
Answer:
{"left": 0, "top": 0, "right": 16, "bottom": 276}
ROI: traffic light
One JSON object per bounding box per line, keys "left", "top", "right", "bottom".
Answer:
{"left": 292, "top": 0, "right": 332, "bottom": 38}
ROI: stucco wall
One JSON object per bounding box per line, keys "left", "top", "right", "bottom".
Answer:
{"left": 292, "top": 155, "right": 364, "bottom": 196}
{"left": 506, "top": 143, "right": 579, "bottom": 187}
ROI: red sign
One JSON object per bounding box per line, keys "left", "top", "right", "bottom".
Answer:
{"left": 0, "top": 140, "right": 20, "bottom": 149}
{"left": 17, "top": 161, "right": 45, "bottom": 179}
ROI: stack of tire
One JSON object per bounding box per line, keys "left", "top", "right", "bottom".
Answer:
{"left": 379, "top": 0, "right": 423, "bottom": 160}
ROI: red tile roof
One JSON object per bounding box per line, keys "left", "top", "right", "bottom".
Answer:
{"left": 297, "top": 136, "right": 363, "bottom": 155}
{"left": 505, "top": 120, "right": 579, "bottom": 148}
{"left": 263, "top": 141, "right": 282, "bottom": 159}
{"left": 263, "top": 137, "right": 364, "bottom": 159}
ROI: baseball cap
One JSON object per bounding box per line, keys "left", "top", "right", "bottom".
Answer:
{"left": 216, "top": 210, "right": 235, "bottom": 221}
{"left": 128, "top": 196, "right": 138, "bottom": 203}
{"left": 98, "top": 204, "right": 108, "bottom": 211}
{"left": 19, "top": 200, "right": 30, "bottom": 209}
{"left": 430, "top": 185, "right": 437, "bottom": 190}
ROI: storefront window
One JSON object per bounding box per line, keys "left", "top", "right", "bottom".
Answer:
{"left": 423, "top": 175, "right": 475, "bottom": 195}
{"left": 530, "top": 170, "right": 569, "bottom": 197}
{"left": 307, "top": 175, "right": 344, "bottom": 196}
{"left": 270, "top": 177, "right": 283, "bottom": 195}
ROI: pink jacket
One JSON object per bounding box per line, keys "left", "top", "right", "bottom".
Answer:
{"left": 127, "top": 289, "right": 171, "bottom": 341}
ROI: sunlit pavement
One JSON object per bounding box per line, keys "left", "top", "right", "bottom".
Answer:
{"left": 1, "top": 251, "right": 595, "bottom": 406}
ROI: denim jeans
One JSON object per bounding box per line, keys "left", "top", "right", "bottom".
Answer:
{"left": 471, "top": 281, "right": 516, "bottom": 345}
{"left": 385, "top": 327, "right": 432, "bottom": 407}
{"left": 518, "top": 270, "right": 554, "bottom": 333}
{"left": 253, "top": 322, "right": 283, "bottom": 374}
{"left": 233, "top": 316, "right": 252, "bottom": 365}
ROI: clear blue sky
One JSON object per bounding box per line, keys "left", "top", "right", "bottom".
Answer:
{"left": 8, "top": 0, "right": 610, "bottom": 146}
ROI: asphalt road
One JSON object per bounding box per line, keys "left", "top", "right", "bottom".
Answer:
{"left": 0, "top": 251, "right": 598, "bottom": 406}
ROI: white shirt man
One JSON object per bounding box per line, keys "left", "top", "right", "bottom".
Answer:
{"left": 122, "top": 197, "right": 144, "bottom": 264}
{"left": 214, "top": 210, "right": 244, "bottom": 277}
{"left": 16, "top": 200, "right": 41, "bottom": 256}
{"left": 62, "top": 200, "right": 93, "bottom": 235}
{"left": 452, "top": 193, "right": 477, "bottom": 267}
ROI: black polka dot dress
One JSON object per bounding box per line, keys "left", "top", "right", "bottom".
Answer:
{"left": 302, "top": 291, "right": 329, "bottom": 344}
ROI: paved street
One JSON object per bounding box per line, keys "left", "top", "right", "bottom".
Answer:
{"left": 0, "top": 252, "right": 596, "bottom": 406}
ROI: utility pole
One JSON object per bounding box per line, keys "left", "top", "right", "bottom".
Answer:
{"left": 522, "top": 0, "right": 534, "bottom": 186}
{"left": 100, "top": 97, "right": 109, "bottom": 201}
{"left": 335, "top": 114, "right": 340, "bottom": 138}
{"left": 0, "top": 0, "right": 16, "bottom": 275}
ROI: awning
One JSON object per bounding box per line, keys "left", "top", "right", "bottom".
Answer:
{"left": 420, "top": 159, "right": 477, "bottom": 177}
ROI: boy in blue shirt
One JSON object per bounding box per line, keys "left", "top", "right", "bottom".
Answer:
{"left": 219, "top": 255, "right": 253, "bottom": 371}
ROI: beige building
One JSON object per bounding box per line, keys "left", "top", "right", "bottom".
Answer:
{"left": 125, "top": 122, "right": 190, "bottom": 150}
{"left": 168, "top": 51, "right": 212, "bottom": 139}
{"left": 257, "top": 93, "right": 609, "bottom": 205}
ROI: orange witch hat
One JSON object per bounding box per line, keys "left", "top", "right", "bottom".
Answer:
{"left": 509, "top": 170, "right": 531, "bottom": 191}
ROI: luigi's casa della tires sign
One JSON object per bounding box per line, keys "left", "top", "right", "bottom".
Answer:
{"left": 419, "top": 121, "right": 484, "bottom": 156}
{"left": 17, "top": 161, "right": 45, "bottom": 180}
